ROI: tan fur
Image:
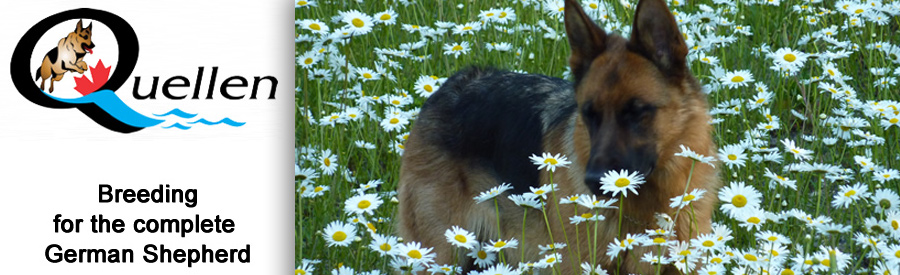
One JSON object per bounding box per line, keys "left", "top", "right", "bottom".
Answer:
{"left": 397, "top": 0, "right": 719, "bottom": 274}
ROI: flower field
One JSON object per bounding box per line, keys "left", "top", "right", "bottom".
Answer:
{"left": 296, "top": 0, "right": 900, "bottom": 274}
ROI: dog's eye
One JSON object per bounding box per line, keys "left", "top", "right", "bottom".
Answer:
{"left": 626, "top": 99, "right": 656, "bottom": 120}
{"left": 581, "top": 104, "right": 599, "bottom": 121}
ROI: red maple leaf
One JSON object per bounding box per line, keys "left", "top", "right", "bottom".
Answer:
{"left": 73, "top": 59, "right": 111, "bottom": 96}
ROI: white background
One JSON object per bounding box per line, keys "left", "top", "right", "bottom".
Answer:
{"left": 0, "top": 0, "right": 294, "bottom": 274}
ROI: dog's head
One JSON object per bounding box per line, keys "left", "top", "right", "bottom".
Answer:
{"left": 564, "top": 0, "right": 707, "bottom": 189}
{"left": 72, "top": 19, "right": 95, "bottom": 54}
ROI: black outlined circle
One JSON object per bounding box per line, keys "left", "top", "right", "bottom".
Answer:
{"left": 10, "top": 8, "right": 141, "bottom": 133}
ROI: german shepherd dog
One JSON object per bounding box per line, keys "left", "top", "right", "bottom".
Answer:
{"left": 36, "top": 19, "right": 95, "bottom": 93}
{"left": 397, "top": 0, "right": 718, "bottom": 273}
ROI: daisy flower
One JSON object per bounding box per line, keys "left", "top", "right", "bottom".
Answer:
{"left": 369, "top": 233, "right": 399, "bottom": 256}
{"left": 526, "top": 183, "right": 559, "bottom": 201}
{"left": 580, "top": 262, "right": 609, "bottom": 275}
{"left": 528, "top": 152, "right": 572, "bottom": 172}
{"left": 485, "top": 238, "right": 518, "bottom": 253}
{"left": 322, "top": 221, "right": 356, "bottom": 247}
{"left": 354, "top": 140, "right": 376, "bottom": 149}
{"left": 474, "top": 182, "right": 513, "bottom": 203}
{"left": 296, "top": 167, "right": 319, "bottom": 184}
{"left": 298, "top": 19, "right": 329, "bottom": 34}
{"left": 318, "top": 149, "right": 339, "bottom": 175}
{"left": 717, "top": 144, "right": 748, "bottom": 169}
{"left": 831, "top": 183, "right": 869, "bottom": 208}
{"left": 691, "top": 233, "right": 723, "bottom": 254}
{"left": 737, "top": 208, "right": 768, "bottom": 230}
{"left": 355, "top": 67, "right": 380, "bottom": 82}
{"left": 427, "top": 264, "right": 461, "bottom": 275}
{"left": 535, "top": 252, "right": 562, "bottom": 269}
{"left": 781, "top": 138, "right": 814, "bottom": 161}
{"left": 344, "top": 193, "right": 382, "bottom": 216}
{"left": 452, "top": 22, "right": 482, "bottom": 36}
{"left": 576, "top": 194, "right": 618, "bottom": 210}
{"left": 508, "top": 194, "right": 542, "bottom": 209}
{"left": 874, "top": 168, "right": 899, "bottom": 183}
{"left": 396, "top": 241, "right": 436, "bottom": 265}
{"left": 295, "top": 0, "right": 316, "bottom": 8}
{"left": 480, "top": 263, "right": 517, "bottom": 275}
{"left": 718, "top": 181, "right": 762, "bottom": 218}
{"left": 599, "top": 169, "right": 645, "bottom": 197}
{"left": 467, "top": 243, "right": 497, "bottom": 269}
{"left": 296, "top": 51, "right": 321, "bottom": 69}
{"left": 569, "top": 212, "right": 605, "bottom": 224}
{"left": 442, "top": 41, "right": 471, "bottom": 58}
{"left": 669, "top": 188, "right": 706, "bottom": 209}
{"left": 720, "top": 69, "right": 754, "bottom": 89}
{"left": 873, "top": 189, "right": 900, "bottom": 213}
{"left": 674, "top": 144, "right": 716, "bottom": 167}
{"left": 413, "top": 75, "right": 439, "bottom": 98}
{"left": 444, "top": 226, "right": 477, "bottom": 250}
{"left": 373, "top": 8, "right": 398, "bottom": 25}
{"left": 768, "top": 47, "right": 808, "bottom": 72}
{"left": 380, "top": 113, "right": 409, "bottom": 132}
{"left": 764, "top": 168, "right": 798, "bottom": 190}
{"left": 340, "top": 10, "right": 374, "bottom": 36}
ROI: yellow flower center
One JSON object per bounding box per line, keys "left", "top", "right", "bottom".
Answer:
{"left": 493, "top": 241, "right": 506, "bottom": 248}
{"left": 581, "top": 213, "right": 593, "bottom": 219}
{"left": 499, "top": 12, "right": 507, "bottom": 18}
{"left": 615, "top": 178, "right": 630, "bottom": 187}
{"left": 678, "top": 250, "right": 691, "bottom": 256}
{"left": 309, "top": 23, "right": 321, "bottom": 31}
{"left": 783, "top": 53, "right": 796, "bottom": 62}
{"left": 363, "top": 73, "right": 373, "bottom": 79}
{"left": 728, "top": 154, "right": 737, "bottom": 161}
{"left": 424, "top": 85, "right": 433, "bottom": 92}
{"left": 478, "top": 251, "right": 487, "bottom": 259}
{"left": 653, "top": 237, "right": 666, "bottom": 244}
{"left": 589, "top": 3, "right": 598, "bottom": 9}
{"left": 391, "top": 100, "right": 401, "bottom": 105}
{"left": 358, "top": 200, "right": 371, "bottom": 209}
{"left": 844, "top": 190, "right": 856, "bottom": 197}
{"left": 828, "top": 69, "right": 835, "bottom": 76}
{"left": 407, "top": 250, "right": 422, "bottom": 259}
{"left": 352, "top": 18, "right": 365, "bottom": 28}
{"left": 702, "top": 240, "right": 714, "bottom": 247}
{"left": 390, "top": 118, "right": 400, "bottom": 124}
{"left": 380, "top": 14, "right": 391, "bottom": 20}
{"left": 304, "top": 58, "right": 313, "bottom": 65}
{"left": 744, "top": 254, "right": 757, "bottom": 261}
{"left": 452, "top": 45, "right": 463, "bottom": 51}
{"left": 455, "top": 235, "right": 467, "bottom": 243}
{"left": 297, "top": 1, "right": 307, "bottom": 5}
{"left": 297, "top": 269, "right": 306, "bottom": 275}
{"left": 731, "top": 76, "right": 744, "bottom": 83}
{"left": 821, "top": 259, "right": 830, "bottom": 266}
{"left": 855, "top": 9, "right": 864, "bottom": 14}
{"left": 711, "top": 257, "right": 723, "bottom": 264}
{"left": 558, "top": 7, "right": 564, "bottom": 12}
{"left": 486, "top": 13, "right": 494, "bottom": 17}
{"left": 781, "top": 269, "right": 794, "bottom": 275}
{"left": 544, "top": 158, "right": 558, "bottom": 165}
{"left": 768, "top": 236, "right": 777, "bottom": 241}
{"left": 534, "top": 190, "right": 545, "bottom": 195}
{"left": 732, "top": 194, "right": 747, "bottom": 207}
{"left": 333, "top": 231, "right": 347, "bottom": 242}
{"left": 324, "top": 158, "right": 331, "bottom": 167}
{"left": 546, "top": 257, "right": 556, "bottom": 263}
{"left": 367, "top": 223, "right": 376, "bottom": 232}
{"left": 683, "top": 194, "right": 696, "bottom": 202}
{"left": 892, "top": 220, "right": 898, "bottom": 230}
{"left": 313, "top": 186, "right": 323, "bottom": 192}
{"left": 747, "top": 217, "right": 761, "bottom": 224}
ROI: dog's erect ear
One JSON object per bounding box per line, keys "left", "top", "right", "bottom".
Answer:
{"left": 629, "top": 0, "right": 687, "bottom": 78}
{"left": 86, "top": 22, "right": 92, "bottom": 31}
{"left": 564, "top": 0, "right": 606, "bottom": 82}
{"left": 76, "top": 19, "right": 83, "bottom": 32}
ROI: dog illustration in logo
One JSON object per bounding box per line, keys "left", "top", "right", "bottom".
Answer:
{"left": 35, "top": 19, "right": 96, "bottom": 93}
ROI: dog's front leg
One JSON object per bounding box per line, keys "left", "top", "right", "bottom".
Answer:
{"left": 65, "top": 60, "right": 86, "bottom": 74}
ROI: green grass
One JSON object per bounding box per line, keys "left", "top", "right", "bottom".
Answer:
{"left": 296, "top": 0, "right": 900, "bottom": 274}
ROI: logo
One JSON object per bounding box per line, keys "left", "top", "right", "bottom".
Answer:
{"left": 11, "top": 9, "right": 273, "bottom": 133}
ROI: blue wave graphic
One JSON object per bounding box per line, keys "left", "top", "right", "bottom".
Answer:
{"left": 43, "top": 89, "right": 164, "bottom": 128}
{"left": 187, "top": 118, "right": 246, "bottom": 127}
{"left": 153, "top": 108, "right": 197, "bottom": 119}
{"left": 162, "top": 123, "right": 191, "bottom": 130}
